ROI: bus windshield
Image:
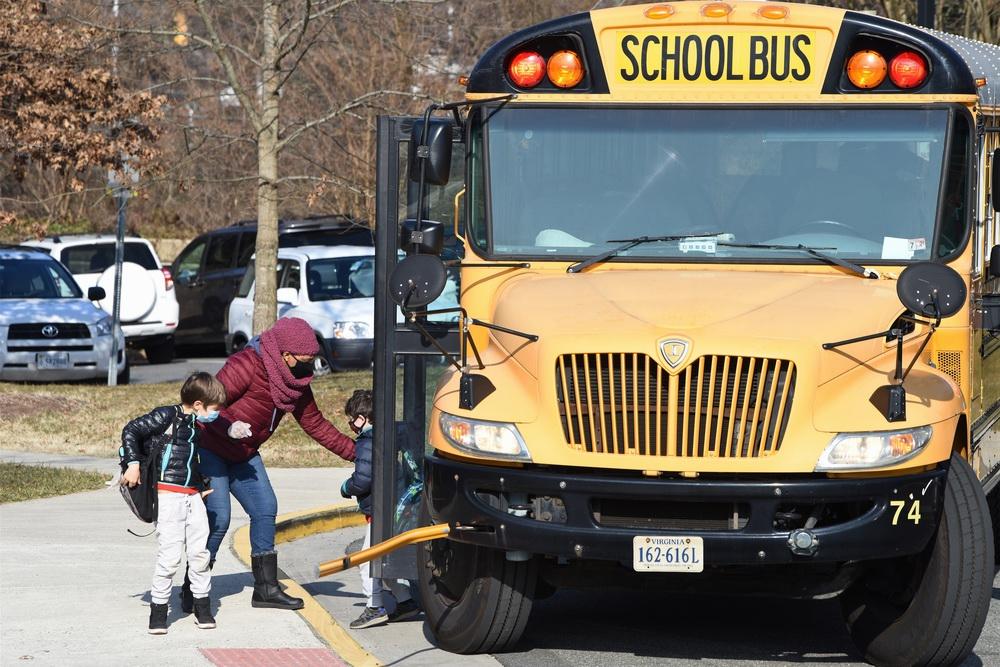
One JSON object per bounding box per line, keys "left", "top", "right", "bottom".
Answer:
{"left": 477, "top": 107, "right": 961, "bottom": 263}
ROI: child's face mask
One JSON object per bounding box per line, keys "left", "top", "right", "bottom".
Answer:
{"left": 195, "top": 403, "right": 221, "bottom": 423}
{"left": 349, "top": 415, "right": 367, "bottom": 434}
{"left": 197, "top": 410, "right": 220, "bottom": 423}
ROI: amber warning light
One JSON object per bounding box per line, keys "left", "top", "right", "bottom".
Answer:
{"left": 846, "top": 50, "right": 887, "bottom": 89}
{"left": 508, "top": 49, "right": 585, "bottom": 89}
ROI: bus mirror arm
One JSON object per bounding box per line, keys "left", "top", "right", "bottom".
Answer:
{"left": 823, "top": 312, "right": 940, "bottom": 423}
{"left": 403, "top": 303, "right": 538, "bottom": 410}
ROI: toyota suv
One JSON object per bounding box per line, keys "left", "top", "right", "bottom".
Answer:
{"left": 0, "top": 246, "right": 128, "bottom": 383}
{"left": 171, "top": 215, "right": 372, "bottom": 349}
{"left": 23, "top": 234, "right": 178, "bottom": 363}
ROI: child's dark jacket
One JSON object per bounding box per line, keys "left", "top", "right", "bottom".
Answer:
{"left": 344, "top": 431, "right": 372, "bottom": 515}
{"left": 120, "top": 405, "right": 206, "bottom": 490}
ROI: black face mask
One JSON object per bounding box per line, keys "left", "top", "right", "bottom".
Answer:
{"left": 289, "top": 360, "right": 314, "bottom": 380}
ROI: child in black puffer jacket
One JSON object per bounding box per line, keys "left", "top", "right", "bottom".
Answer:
{"left": 120, "top": 372, "right": 250, "bottom": 635}
{"left": 340, "top": 390, "right": 419, "bottom": 629}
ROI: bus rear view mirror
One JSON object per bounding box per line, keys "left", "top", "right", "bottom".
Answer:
{"left": 989, "top": 244, "right": 1000, "bottom": 280}
{"left": 400, "top": 219, "right": 444, "bottom": 256}
{"left": 409, "top": 119, "right": 453, "bottom": 186}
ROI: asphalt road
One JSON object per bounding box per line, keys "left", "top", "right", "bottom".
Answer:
{"left": 129, "top": 354, "right": 226, "bottom": 384}
{"left": 286, "top": 528, "right": 1000, "bottom": 667}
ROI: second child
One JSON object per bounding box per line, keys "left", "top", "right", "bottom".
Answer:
{"left": 340, "top": 389, "right": 420, "bottom": 629}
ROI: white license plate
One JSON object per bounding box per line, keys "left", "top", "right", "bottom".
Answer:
{"left": 633, "top": 535, "right": 704, "bottom": 572}
{"left": 36, "top": 353, "right": 70, "bottom": 370}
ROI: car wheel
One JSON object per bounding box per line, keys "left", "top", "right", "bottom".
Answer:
{"left": 313, "top": 347, "right": 332, "bottom": 378}
{"left": 117, "top": 359, "right": 131, "bottom": 385}
{"left": 143, "top": 337, "right": 175, "bottom": 365}
{"left": 229, "top": 334, "right": 248, "bottom": 355}
{"left": 840, "top": 454, "right": 993, "bottom": 666}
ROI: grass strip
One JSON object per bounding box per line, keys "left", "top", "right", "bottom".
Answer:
{"left": 0, "top": 371, "right": 371, "bottom": 467}
{"left": 0, "top": 463, "right": 107, "bottom": 503}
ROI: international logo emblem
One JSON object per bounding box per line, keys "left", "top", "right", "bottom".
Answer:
{"left": 659, "top": 337, "right": 690, "bottom": 371}
{"left": 41, "top": 325, "right": 59, "bottom": 338}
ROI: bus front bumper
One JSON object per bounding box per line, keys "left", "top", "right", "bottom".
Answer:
{"left": 424, "top": 453, "right": 947, "bottom": 566}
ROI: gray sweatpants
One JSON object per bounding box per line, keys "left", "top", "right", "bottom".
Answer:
{"left": 151, "top": 491, "right": 212, "bottom": 605}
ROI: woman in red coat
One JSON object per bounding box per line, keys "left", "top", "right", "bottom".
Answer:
{"left": 192, "top": 317, "right": 355, "bottom": 611}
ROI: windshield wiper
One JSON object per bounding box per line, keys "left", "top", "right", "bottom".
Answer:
{"left": 567, "top": 233, "right": 725, "bottom": 274}
{"left": 718, "top": 242, "right": 879, "bottom": 279}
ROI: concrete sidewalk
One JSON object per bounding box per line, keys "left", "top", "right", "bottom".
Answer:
{"left": 0, "top": 450, "right": 352, "bottom": 667}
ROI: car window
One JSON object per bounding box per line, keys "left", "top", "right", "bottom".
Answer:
{"left": 61, "top": 242, "right": 158, "bottom": 274}
{"left": 306, "top": 256, "right": 374, "bottom": 301}
{"left": 205, "top": 234, "right": 238, "bottom": 273}
{"left": 237, "top": 232, "right": 257, "bottom": 267}
{"left": 174, "top": 238, "right": 207, "bottom": 281}
{"left": 0, "top": 258, "right": 83, "bottom": 299}
{"left": 279, "top": 228, "right": 374, "bottom": 247}
{"left": 237, "top": 259, "right": 256, "bottom": 298}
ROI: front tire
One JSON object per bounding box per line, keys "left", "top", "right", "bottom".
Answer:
{"left": 841, "top": 454, "right": 993, "bottom": 666}
{"left": 143, "top": 336, "right": 175, "bottom": 365}
{"left": 417, "top": 503, "right": 537, "bottom": 653}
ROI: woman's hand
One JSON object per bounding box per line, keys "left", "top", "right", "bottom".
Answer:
{"left": 228, "top": 421, "right": 253, "bottom": 439}
{"left": 121, "top": 465, "right": 140, "bottom": 488}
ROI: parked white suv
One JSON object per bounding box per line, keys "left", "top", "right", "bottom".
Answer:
{"left": 227, "top": 246, "right": 375, "bottom": 373}
{"left": 0, "top": 246, "right": 128, "bottom": 383}
{"left": 23, "top": 234, "right": 179, "bottom": 363}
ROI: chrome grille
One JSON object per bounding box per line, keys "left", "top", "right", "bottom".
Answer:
{"left": 556, "top": 353, "right": 796, "bottom": 458}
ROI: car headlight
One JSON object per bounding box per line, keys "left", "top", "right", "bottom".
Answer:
{"left": 816, "top": 425, "right": 932, "bottom": 471}
{"left": 93, "top": 316, "right": 113, "bottom": 337}
{"left": 332, "top": 321, "right": 372, "bottom": 339}
{"left": 439, "top": 413, "right": 531, "bottom": 461}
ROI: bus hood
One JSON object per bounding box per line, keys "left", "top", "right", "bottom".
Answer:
{"left": 489, "top": 268, "right": 909, "bottom": 385}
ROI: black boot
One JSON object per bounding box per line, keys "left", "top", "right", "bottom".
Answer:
{"left": 181, "top": 565, "right": 193, "bottom": 614}
{"left": 193, "top": 597, "right": 216, "bottom": 629}
{"left": 251, "top": 551, "right": 303, "bottom": 610}
{"left": 148, "top": 602, "right": 168, "bottom": 635}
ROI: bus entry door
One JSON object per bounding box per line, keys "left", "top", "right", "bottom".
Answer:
{"left": 371, "top": 115, "right": 463, "bottom": 581}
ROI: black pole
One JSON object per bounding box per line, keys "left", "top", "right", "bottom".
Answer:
{"left": 916, "top": 0, "right": 935, "bottom": 29}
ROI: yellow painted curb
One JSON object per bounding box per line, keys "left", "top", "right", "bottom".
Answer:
{"left": 230, "top": 502, "right": 380, "bottom": 667}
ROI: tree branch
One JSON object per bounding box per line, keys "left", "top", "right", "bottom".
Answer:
{"left": 277, "top": 89, "right": 436, "bottom": 151}
{"left": 193, "top": 0, "right": 263, "bottom": 132}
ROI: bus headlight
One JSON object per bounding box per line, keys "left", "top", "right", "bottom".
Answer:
{"left": 816, "top": 425, "right": 932, "bottom": 471}
{"left": 439, "top": 413, "right": 531, "bottom": 461}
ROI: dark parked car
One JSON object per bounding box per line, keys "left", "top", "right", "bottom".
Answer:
{"left": 171, "top": 216, "right": 372, "bottom": 347}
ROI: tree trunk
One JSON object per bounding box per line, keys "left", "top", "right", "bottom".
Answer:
{"left": 252, "top": 0, "right": 281, "bottom": 335}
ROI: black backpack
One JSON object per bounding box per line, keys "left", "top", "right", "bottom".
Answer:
{"left": 119, "top": 410, "right": 180, "bottom": 523}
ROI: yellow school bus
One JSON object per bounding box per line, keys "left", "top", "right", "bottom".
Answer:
{"left": 371, "top": 3, "right": 1000, "bottom": 664}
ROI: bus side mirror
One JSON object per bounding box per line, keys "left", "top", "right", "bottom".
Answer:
{"left": 409, "top": 119, "right": 453, "bottom": 187}
{"left": 992, "top": 149, "right": 1000, "bottom": 211}
{"left": 990, "top": 244, "right": 1000, "bottom": 280}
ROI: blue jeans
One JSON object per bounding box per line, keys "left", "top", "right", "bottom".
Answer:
{"left": 199, "top": 448, "right": 278, "bottom": 558}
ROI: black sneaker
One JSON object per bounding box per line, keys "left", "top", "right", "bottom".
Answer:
{"left": 148, "top": 602, "right": 168, "bottom": 635}
{"left": 193, "top": 597, "right": 216, "bottom": 629}
{"left": 350, "top": 606, "right": 387, "bottom": 629}
{"left": 388, "top": 599, "right": 420, "bottom": 622}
